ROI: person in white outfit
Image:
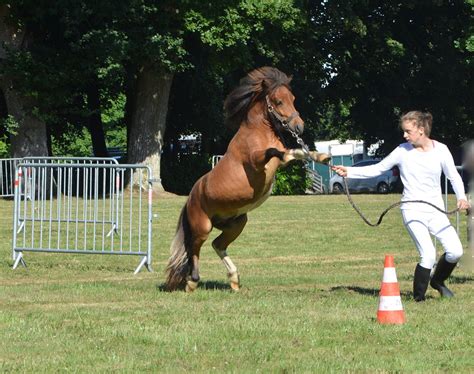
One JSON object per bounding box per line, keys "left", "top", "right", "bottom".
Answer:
{"left": 332, "top": 111, "right": 470, "bottom": 301}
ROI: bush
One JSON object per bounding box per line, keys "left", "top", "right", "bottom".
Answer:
{"left": 0, "top": 115, "right": 18, "bottom": 158}
{"left": 272, "top": 162, "right": 310, "bottom": 195}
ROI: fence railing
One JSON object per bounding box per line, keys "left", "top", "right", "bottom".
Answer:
{"left": 0, "top": 158, "right": 22, "bottom": 197}
{"left": 306, "top": 161, "right": 325, "bottom": 194}
{"left": 1, "top": 157, "right": 119, "bottom": 198}
{"left": 12, "top": 162, "right": 153, "bottom": 274}
{"left": 211, "top": 155, "right": 223, "bottom": 168}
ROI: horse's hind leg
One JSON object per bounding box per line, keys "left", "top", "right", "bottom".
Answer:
{"left": 186, "top": 204, "right": 212, "bottom": 293}
{"left": 212, "top": 214, "right": 248, "bottom": 291}
{"left": 186, "top": 238, "right": 206, "bottom": 293}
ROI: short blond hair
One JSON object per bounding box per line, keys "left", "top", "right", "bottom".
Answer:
{"left": 400, "top": 111, "right": 433, "bottom": 137}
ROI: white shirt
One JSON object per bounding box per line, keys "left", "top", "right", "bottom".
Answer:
{"left": 346, "top": 140, "right": 466, "bottom": 212}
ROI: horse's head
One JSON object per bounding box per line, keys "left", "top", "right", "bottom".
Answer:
{"left": 224, "top": 67, "right": 304, "bottom": 136}
{"left": 265, "top": 85, "right": 304, "bottom": 136}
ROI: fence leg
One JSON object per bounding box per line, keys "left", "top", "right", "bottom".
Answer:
{"left": 134, "top": 256, "right": 153, "bottom": 274}
{"left": 12, "top": 252, "right": 27, "bottom": 269}
{"left": 106, "top": 223, "right": 117, "bottom": 237}
{"left": 16, "top": 220, "right": 25, "bottom": 234}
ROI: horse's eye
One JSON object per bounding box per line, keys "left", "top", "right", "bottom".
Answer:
{"left": 275, "top": 100, "right": 283, "bottom": 106}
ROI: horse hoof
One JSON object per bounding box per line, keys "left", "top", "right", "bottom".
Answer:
{"left": 310, "top": 152, "right": 331, "bottom": 164}
{"left": 185, "top": 280, "right": 198, "bottom": 293}
{"left": 229, "top": 272, "right": 240, "bottom": 291}
{"left": 320, "top": 155, "right": 331, "bottom": 164}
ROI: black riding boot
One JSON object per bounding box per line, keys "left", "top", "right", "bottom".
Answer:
{"left": 413, "top": 264, "right": 431, "bottom": 302}
{"left": 430, "top": 254, "right": 457, "bottom": 298}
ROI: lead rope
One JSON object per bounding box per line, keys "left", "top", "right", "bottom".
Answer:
{"left": 339, "top": 175, "right": 459, "bottom": 226}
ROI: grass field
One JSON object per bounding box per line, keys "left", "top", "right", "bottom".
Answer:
{"left": 1, "top": 193, "right": 473, "bottom": 372}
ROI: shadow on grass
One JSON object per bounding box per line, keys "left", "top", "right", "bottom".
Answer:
{"left": 451, "top": 275, "right": 474, "bottom": 284}
{"left": 200, "top": 280, "right": 232, "bottom": 291}
{"left": 329, "top": 285, "right": 413, "bottom": 299}
{"left": 157, "top": 280, "right": 231, "bottom": 292}
{"left": 330, "top": 285, "right": 378, "bottom": 296}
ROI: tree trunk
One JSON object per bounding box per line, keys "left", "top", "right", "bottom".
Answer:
{"left": 86, "top": 79, "right": 108, "bottom": 157}
{"left": 1, "top": 85, "right": 48, "bottom": 157}
{"left": 0, "top": 5, "right": 48, "bottom": 158}
{"left": 127, "top": 65, "right": 173, "bottom": 193}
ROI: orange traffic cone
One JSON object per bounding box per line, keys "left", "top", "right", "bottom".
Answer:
{"left": 377, "top": 255, "right": 405, "bottom": 324}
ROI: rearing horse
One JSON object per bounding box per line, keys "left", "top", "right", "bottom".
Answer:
{"left": 165, "top": 67, "right": 330, "bottom": 292}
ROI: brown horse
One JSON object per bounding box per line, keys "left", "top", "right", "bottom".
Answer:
{"left": 165, "top": 67, "right": 330, "bottom": 292}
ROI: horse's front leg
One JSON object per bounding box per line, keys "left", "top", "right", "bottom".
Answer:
{"left": 307, "top": 151, "right": 331, "bottom": 164}
{"left": 250, "top": 148, "right": 331, "bottom": 169}
{"left": 275, "top": 149, "right": 331, "bottom": 166}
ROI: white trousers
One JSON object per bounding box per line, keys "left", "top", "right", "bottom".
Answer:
{"left": 402, "top": 209, "right": 463, "bottom": 269}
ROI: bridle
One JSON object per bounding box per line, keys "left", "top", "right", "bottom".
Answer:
{"left": 265, "top": 95, "right": 301, "bottom": 128}
{"left": 265, "top": 95, "right": 310, "bottom": 153}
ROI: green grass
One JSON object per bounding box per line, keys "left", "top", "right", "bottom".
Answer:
{"left": 1, "top": 194, "right": 473, "bottom": 373}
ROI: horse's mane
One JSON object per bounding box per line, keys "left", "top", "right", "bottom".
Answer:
{"left": 224, "top": 67, "right": 292, "bottom": 128}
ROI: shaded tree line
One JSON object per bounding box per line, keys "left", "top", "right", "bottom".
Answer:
{"left": 0, "top": 0, "right": 472, "bottom": 194}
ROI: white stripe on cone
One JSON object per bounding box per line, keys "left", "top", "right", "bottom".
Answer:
{"left": 378, "top": 295, "right": 404, "bottom": 311}
{"left": 382, "top": 267, "right": 398, "bottom": 283}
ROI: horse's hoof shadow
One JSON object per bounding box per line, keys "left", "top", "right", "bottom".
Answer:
{"left": 157, "top": 280, "right": 232, "bottom": 292}
{"left": 157, "top": 283, "right": 186, "bottom": 292}
{"left": 200, "top": 280, "right": 232, "bottom": 291}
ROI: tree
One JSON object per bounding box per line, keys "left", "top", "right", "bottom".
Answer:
{"left": 0, "top": 4, "right": 48, "bottom": 157}
{"left": 308, "top": 1, "right": 474, "bottom": 157}
{"left": 1, "top": 1, "right": 309, "bottom": 192}
{"left": 161, "top": 1, "right": 315, "bottom": 193}
{"left": 122, "top": 0, "right": 311, "bottom": 192}
{"left": 0, "top": 1, "right": 132, "bottom": 159}
{"left": 2, "top": 0, "right": 471, "bottom": 193}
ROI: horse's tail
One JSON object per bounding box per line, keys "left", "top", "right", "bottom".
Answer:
{"left": 165, "top": 204, "right": 192, "bottom": 291}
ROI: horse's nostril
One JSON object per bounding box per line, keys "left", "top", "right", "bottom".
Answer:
{"left": 296, "top": 123, "right": 304, "bottom": 135}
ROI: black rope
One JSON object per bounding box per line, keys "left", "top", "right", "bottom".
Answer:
{"left": 341, "top": 177, "right": 459, "bottom": 227}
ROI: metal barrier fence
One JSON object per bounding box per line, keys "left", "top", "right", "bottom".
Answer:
{"left": 22, "top": 156, "right": 119, "bottom": 165}
{"left": 211, "top": 155, "right": 224, "bottom": 168}
{"left": 0, "top": 158, "right": 22, "bottom": 197}
{"left": 12, "top": 162, "right": 153, "bottom": 274}
{"left": 1, "top": 157, "right": 118, "bottom": 198}
{"left": 306, "top": 161, "right": 325, "bottom": 194}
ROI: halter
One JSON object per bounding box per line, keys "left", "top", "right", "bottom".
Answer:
{"left": 265, "top": 95, "right": 310, "bottom": 153}
{"left": 265, "top": 95, "right": 301, "bottom": 129}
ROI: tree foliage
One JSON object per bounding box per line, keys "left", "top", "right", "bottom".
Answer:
{"left": 0, "top": 0, "right": 472, "bottom": 192}
{"left": 308, "top": 1, "right": 473, "bottom": 157}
